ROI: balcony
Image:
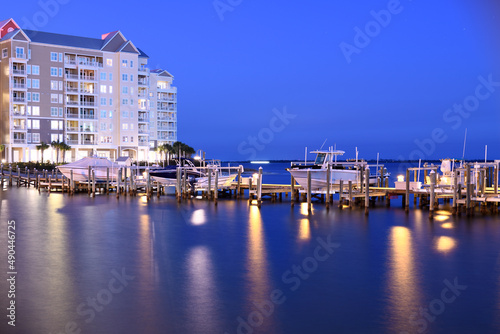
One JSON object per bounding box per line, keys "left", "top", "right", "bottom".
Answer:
{"left": 138, "top": 67, "right": 150, "bottom": 74}
{"left": 12, "top": 97, "right": 26, "bottom": 103}
{"left": 138, "top": 80, "right": 148, "bottom": 86}
{"left": 66, "top": 126, "right": 79, "bottom": 132}
{"left": 65, "top": 87, "right": 79, "bottom": 93}
{"left": 157, "top": 116, "right": 176, "bottom": 122}
{"left": 81, "top": 114, "right": 97, "bottom": 120}
{"left": 12, "top": 124, "right": 26, "bottom": 130}
{"left": 65, "top": 59, "right": 77, "bottom": 65}
{"left": 82, "top": 139, "right": 97, "bottom": 145}
{"left": 66, "top": 74, "right": 79, "bottom": 80}
{"left": 80, "top": 89, "right": 97, "bottom": 95}
{"left": 78, "top": 60, "right": 103, "bottom": 68}
{"left": 66, "top": 113, "right": 79, "bottom": 119}
{"left": 138, "top": 116, "right": 148, "bottom": 122}
{"left": 11, "top": 110, "right": 26, "bottom": 116}
{"left": 66, "top": 139, "right": 79, "bottom": 145}
{"left": 138, "top": 128, "right": 148, "bottom": 134}
{"left": 12, "top": 83, "right": 26, "bottom": 89}
{"left": 81, "top": 101, "right": 97, "bottom": 107}
{"left": 139, "top": 141, "right": 149, "bottom": 146}
{"left": 80, "top": 75, "right": 97, "bottom": 82}
{"left": 158, "top": 126, "right": 175, "bottom": 131}
{"left": 81, "top": 127, "right": 97, "bottom": 133}
{"left": 14, "top": 53, "right": 26, "bottom": 59}
{"left": 12, "top": 69, "right": 26, "bottom": 75}
{"left": 13, "top": 138, "right": 26, "bottom": 144}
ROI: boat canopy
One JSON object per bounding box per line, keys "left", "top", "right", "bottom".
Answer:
{"left": 310, "top": 150, "right": 345, "bottom": 155}
{"left": 57, "top": 157, "right": 119, "bottom": 170}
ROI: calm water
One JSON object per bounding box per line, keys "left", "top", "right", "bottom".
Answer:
{"left": 1, "top": 163, "right": 500, "bottom": 334}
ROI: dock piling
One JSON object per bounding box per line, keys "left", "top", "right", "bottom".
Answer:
{"left": 365, "top": 168, "right": 370, "bottom": 215}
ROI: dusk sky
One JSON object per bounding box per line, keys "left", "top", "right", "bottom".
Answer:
{"left": 5, "top": 0, "right": 500, "bottom": 161}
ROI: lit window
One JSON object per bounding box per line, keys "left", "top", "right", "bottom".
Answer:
{"left": 109, "top": 111, "right": 113, "bottom": 118}
{"left": 32, "top": 106, "right": 40, "bottom": 115}
{"left": 122, "top": 123, "right": 128, "bottom": 130}
{"left": 122, "top": 136, "right": 128, "bottom": 142}
{"left": 106, "top": 59, "right": 113, "bottom": 66}
{"left": 50, "top": 81, "right": 58, "bottom": 90}
{"left": 100, "top": 85, "right": 107, "bottom": 93}
{"left": 51, "top": 120, "right": 59, "bottom": 130}
{"left": 122, "top": 60, "right": 128, "bottom": 67}
{"left": 33, "top": 120, "right": 40, "bottom": 129}
{"left": 109, "top": 86, "right": 113, "bottom": 93}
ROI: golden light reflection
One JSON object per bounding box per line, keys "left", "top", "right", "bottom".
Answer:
{"left": 300, "top": 202, "right": 313, "bottom": 216}
{"left": 435, "top": 236, "right": 456, "bottom": 253}
{"left": 190, "top": 209, "right": 206, "bottom": 226}
{"left": 434, "top": 215, "right": 449, "bottom": 222}
{"left": 435, "top": 210, "right": 452, "bottom": 216}
{"left": 298, "top": 218, "right": 310, "bottom": 241}
{"left": 441, "top": 223, "right": 454, "bottom": 229}
{"left": 187, "top": 247, "right": 218, "bottom": 333}
{"left": 387, "top": 226, "right": 422, "bottom": 333}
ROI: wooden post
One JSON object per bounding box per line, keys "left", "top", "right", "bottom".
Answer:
{"left": 248, "top": 177, "right": 253, "bottom": 204}
{"left": 326, "top": 163, "right": 331, "bottom": 210}
{"left": 236, "top": 166, "right": 242, "bottom": 199}
{"left": 291, "top": 175, "right": 295, "bottom": 208}
{"left": 452, "top": 170, "right": 458, "bottom": 215}
{"left": 0, "top": 164, "right": 3, "bottom": 187}
{"left": 430, "top": 170, "right": 436, "bottom": 220}
{"left": 17, "top": 167, "right": 20, "bottom": 187}
{"left": 466, "top": 164, "right": 471, "bottom": 216}
{"left": 359, "top": 166, "right": 364, "bottom": 193}
{"left": 106, "top": 168, "right": 110, "bottom": 195}
{"left": 70, "top": 169, "right": 74, "bottom": 195}
{"left": 146, "top": 170, "right": 151, "bottom": 200}
{"left": 348, "top": 180, "right": 353, "bottom": 209}
{"left": 88, "top": 165, "right": 92, "bottom": 195}
{"left": 494, "top": 163, "right": 498, "bottom": 195}
{"left": 157, "top": 181, "right": 161, "bottom": 198}
{"left": 116, "top": 169, "right": 121, "bottom": 198}
{"left": 182, "top": 167, "right": 188, "bottom": 199}
{"left": 9, "top": 165, "right": 12, "bottom": 186}
{"left": 176, "top": 167, "right": 181, "bottom": 202}
{"left": 307, "top": 169, "right": 312, "bottom": 212}
{"left": 365, "top": 168, "right": 370, "bottom": 215}
{"left": 338, "top": 179, "right": 343, "bottom": 209}
{"left": 214, "top": 168, "right": 219, "bottom": 205}
{"left": 27, "top": 168, "right": 30, "bottom": 188}
{"left": 257, "top": 167, "right": 263, "bottom": 208}
{"left": 207, "top": 167, "right": 212, "bottom": 200}
{"left": 405, "top": 169, "right": 410, "bottom": 213}
{"left": 48, "top": 175, "right": 52, "bottom": 193}
{"left": 92, "top": 169, "right": 96, "bottom": 197}
{"left": 413, "top": 168, "right": 418, "bottom": 205}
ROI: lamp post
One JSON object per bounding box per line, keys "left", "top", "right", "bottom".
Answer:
{"left": 194, "top": 150, "right": 206, "bottom": 168}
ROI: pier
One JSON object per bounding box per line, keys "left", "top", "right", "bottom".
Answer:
{"left": 1, "top": 162, "right": 499, "bottom": 218}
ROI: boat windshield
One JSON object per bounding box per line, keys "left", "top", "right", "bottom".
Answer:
{"left": 314, "top": 153, "right": 326, "bottom": 165}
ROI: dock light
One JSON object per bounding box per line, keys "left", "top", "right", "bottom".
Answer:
{"left": 252, "top": 173, "right": 258, "bottom": 180}
{"left": 1, "top": 159, "right": 5, "bottom": 163}
{"left": 194, "top": 155, "right": 201, "bottom": 160}
{"left": 397, "top": 175, "right": 404, "bottom": 182}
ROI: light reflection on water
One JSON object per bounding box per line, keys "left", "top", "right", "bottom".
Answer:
{"left": 1, "top": 187, "right": 500, "bottom": 333}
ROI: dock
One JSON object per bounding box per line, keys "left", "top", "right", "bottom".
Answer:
{"left": 1, "top": 162, "right": 499, "bottom": 219}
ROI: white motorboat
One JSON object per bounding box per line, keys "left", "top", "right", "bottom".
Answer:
{"left": 287, "top": 150, "right": 383, "bottom": 191}
{"left": 57, "top": 157, "right": 119, "bottom": 182}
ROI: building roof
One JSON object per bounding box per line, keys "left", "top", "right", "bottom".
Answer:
{"left": 0, "top": 19, "right": 10, "bottom": 28}
{"left": 24, "top": 29, "right": 105, "bottom": 50}
{"left": 138, "top": 47, "right": 149, "bottom": 58}
{"left": 151, "top": 69, "right": 174, "bottom": 77}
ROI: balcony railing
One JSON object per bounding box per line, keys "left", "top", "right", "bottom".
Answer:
{"left": 66, "top": 113, "right": 79, "bottom": 119}
{"left": 138, "top": 67, "right": 150, "bottom": 73}
{"left": 66, "top": 139, "right": 79, "bottom": 145}
{"left": 66, "top": 74, "right": 79, "bottom": 80}
{"left": 82, "top": 139, "right": 97, "bottom": 145}
{"left": 12, "top": 83, "right": 26, "bottom": 89}
{"left": 80, "top": 90, "right": 97, "bottom": 95}
{"left": 158, "top": 127, "right": 176, "bottom": 131}
{"left": 13, "top": 138, "right": 26, "bottom": 144}
{"left": 66, "top": 101, "right": 79, "bottom": 105}
{"left": 81, "top": 101, "right": 96, "bottom": 106}
{"left": 13, "top": 97, "right": 26, "bottom": 103}
{"left": 14, "top": 53, "right": 26, "bottom": 59}
{"left": 65, "top": 87, "right": 79, "bottom": 92}
{"left": 66, "top": 126, "right": 79, "bottom": 132}
{"left": 157, "top": 116, "right": 176, "bottom": 121}
{"left": 139, "top": 141, "right": 149, "bottom": 146}
{"left": 12, "top": 124, "right": 26, "bottom": 130}
{"left": 81, "top": 114, "right": 97, "bottom": 119}
{"left": 138, "top": 80, "right": 148, "bottom": 86}
{"left": 65, "top": 59, "right": 77, "bottom": 65}
{"left": 78, "top": 60, "right": 103, "bottom": 68}
{"left": 80, "top": 76, "right": 96, "bottom": 81}
{"left": 138, "top": 128, "right": 148, "bottom": 134}
{"left": 12, "top": 110, "right": 25, "bottom": 116}
{"left": 81, "top": 127, "right": 97, "bottom": 133}
{"left": 12, "top": 69, "right": 26, "bottom": 75}
{"left": 138, "top": 117, "right": 148, "bottom": 122}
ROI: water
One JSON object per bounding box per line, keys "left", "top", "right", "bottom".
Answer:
{"left": 1, "top": 162, "right": 500, "bottom": 334}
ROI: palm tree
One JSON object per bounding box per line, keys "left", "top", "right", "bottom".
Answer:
{"left": 51, "top": 140, "right": 62, "bottom": 164}
{"left": 61, "top": 142, "right": 72, "bottom": 163}
{"left": 36, "top": 142, "right": 49, "bottom": 164}
{"left": 0, "top": 144, "right": 4, "bottom": 162}
{"left": 156, "top": 143, "right": 173, "bottom": 166}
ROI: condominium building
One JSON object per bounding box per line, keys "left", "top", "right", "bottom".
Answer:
{"left": 0, "top": 18, "right": 177, "bottom": 163}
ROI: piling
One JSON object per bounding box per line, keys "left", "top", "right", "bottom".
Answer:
{"left": 17, "top": 167, "right": 20, "bottom": 187}
{"left": 405, "top": 169, "right": 410, "bottom": 213}
{"left": 326, "top": 163, "right": 331, "bottom": 210}
{"left": 214, "top": 169, "right": 219, "bottom": 205}
{"left": 291, "top": 175, "right": 296, "bottom": 208}
{"left": 257, "top": 167, "right": 263, "bottom": 208}
{"left": 466, "top": 164, "right": 471, "bottom": 216}
{"left": 176, "top": 167, "right": 181, "bottom": 202}
{"left": 452, "top": 171, "right": 458, "bottom": 215}
{"left": 48, "top": 175, "right": 52, "bottom": 193}
{"left": 207, "top": 167, "right": 212, "bottom": 200}
{"left": 338, "top": 179, "right": 343, "bottom": 210}
{"left": 348, "top": 180, "right": 353, "bottom": 209}
{"left": 307, "top": 169, "right": 312, "bottom": 212}
{"left": 236, "top": 166, "right": 242, "bottom": 199}
{"left": 70, "top": 170, "right": 74, "bottom": 195}
{"left": 9, "top": 165, "right": 12, "bottom": 186}
{"left": 365, "top": 168, "right": 370, "bottom": 215}
{"left": 106, "top": 168, "right": 110, "bottom": 195}
{"left": 92, "top": 169, "right": 96, "bottom": 197}
{"left": 116, "top": 169, "right": 121, "bottom": 199}
{"left": 27, "top": 168, "right": 30, "bottom": 188}
{"left": 88, "top": 166, "right": 92, "bottom": 195}
{"left": 429, "top": 170, "right": 436, "bottom": 220}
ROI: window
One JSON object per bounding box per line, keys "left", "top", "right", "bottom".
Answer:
{"left": 27, "top": 92, "right": 31, "bottom": 101}
{"left": 100, "top": 85, "right": 107, "bottom": 93}
{"left": 51, "top": 134, "right": 58, "bottom": 142}
{"left": 106, "top": 59, "right": 113, "bottom": 66}
{"left": 122, "top": 136, "right": 128, "bottom": 142}
{"left": 130, "top": 136, "right": 134, "bottom": 143}
{"left": 59, "top": 68, "right": 63, "bottom": 77}
{"left": 122, "top": 99, "right": 128, "bottom": 105}
{"left": 109, "top": 111, "right": 113, "bottom": 118}
{"left": 32, "top": 93, "right": 40, "bottom": 102}
{"left": 2, "top": 48, "right": 7, "bottom": 58}
{"left": 130, "top": 87, "right": 134, "bottom": 95}
{"left": 59, "top": 108, "right": 63, "bottom": 117}
{"left": 51, "top": 94, "right": 58, "bottom": 103}
{"left": 32, "top": 65, "right": 39, "bottom": 75}
{"left": 27, "top": 120, "right": 32, "bottom": 129}
{"left": 27, "top": 79, "right": 31, "bottom": 88}
{"left": 50, "top": 67, "right": 58, "bottom": 76}
{"left": 122, "top": 86, "right": 128, "bottom": 94}
{"left": 109, "top": 98, "right": 113, "bottom": 106}
{"left": 50, "top": 81, "right": 58, "bottom": 90}
{"left": 130, "top": 111, "right": 134, "bottom": 118}
{"left": 51, "top": 52, "right": 58, "bottom": 61}
{"left": 100, "top": 72, "right": 106, "bottom": 80}
{"left": 122, "top": 123, "right": 128, "bottom": 130}
{"left": 109, "top": 86, "right": 113, "bottom": 93}
{"left": 28, "top": 49, "right": 31, "bottom": 60}
{"left": 59, "top": 81, "right": 63, "bottom": 90}
{"left": 32, "top": 133, "right": 40, "bottom": 143}
{"left": 27, "top": 65, "right": 31, "bottom": 74}
{"left": 32, "top": 79, "right": 40, "bottom": 89}
{"left": 122, "top": 60, "right": 128, "bottom": 67}
{"left": 59, "top": 53, "right": 63, "bottom": 62}
{"left": 33, "top": 120, "right": 40, "bottom": 129}
{"left": 51, "top": 107, "right": 58, "bottom": 116}
{"left": 15, "top": 47, "right": 24, "bottom": 58}
{"left": 100, "top": 123, "right": 107, "bottom": 131}
{"left": 100, "top": 98, "right": 107, "bottom": 106}
{"left": 109, "top": 123, "right": 113, "bottom": 131}
{"left": 27, "top": 133, "right": 32, "bottom": 143}
{"left": 130, "top": 99, "right": 134, "bottom": 106}
{"left": 122, "top": 74, "right": 127, "bottom": 81}
{"left": 129, "top": 74, "right": 133, "bottom": 82}
{"left": 59, "top": 94, "right": 63, "bottom": 103}
{"left": 130, "top": 124, "right": 134, "bottom": 130}
{"left": 32, "top": 106, "right": 40, "bottom": 115}
{"left": 27, "top": 106, "right": 31, "bottom": 115}
{"left": 51, "top": 121, "right": 59, "bottom": 130}
{"left": 130, "top": 60, "right": 133, "bottom": 68}
{"left": 100, "top": 110, "right": 107, "bottom": 118}
{"left": 122, "top": 111, "right": 128, "bottom": 118}
{"left": 59, "top": 121, "right": 63, "bottom": 129}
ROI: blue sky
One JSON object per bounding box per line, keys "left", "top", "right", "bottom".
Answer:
{"left": 5, "top": 0, "right": 500, "bottom": 161}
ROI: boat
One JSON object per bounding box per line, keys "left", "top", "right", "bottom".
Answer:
{"left": 148, "top": 159, "right": 204, "bottom": 186}
{"left": 57, "top": 157, "right": 119, "bottom": 182}
{"left": 287, "top": 149, "right": 384, "bottom": 191}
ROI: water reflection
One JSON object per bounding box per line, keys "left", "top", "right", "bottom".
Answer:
{"left": 387, "top": 226, "right": 422, "bottom": 333}
{"left": 190, "top": 209, "right": 206, "bottom": 226}
{"left": 298, "top": 218, "right": 311, "bottom": 241}
{"left": 186, "top": 246, "right": 219, "bottom": 333}
{"left": 435, "top": 236, "right": 457, "bottom": 253}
